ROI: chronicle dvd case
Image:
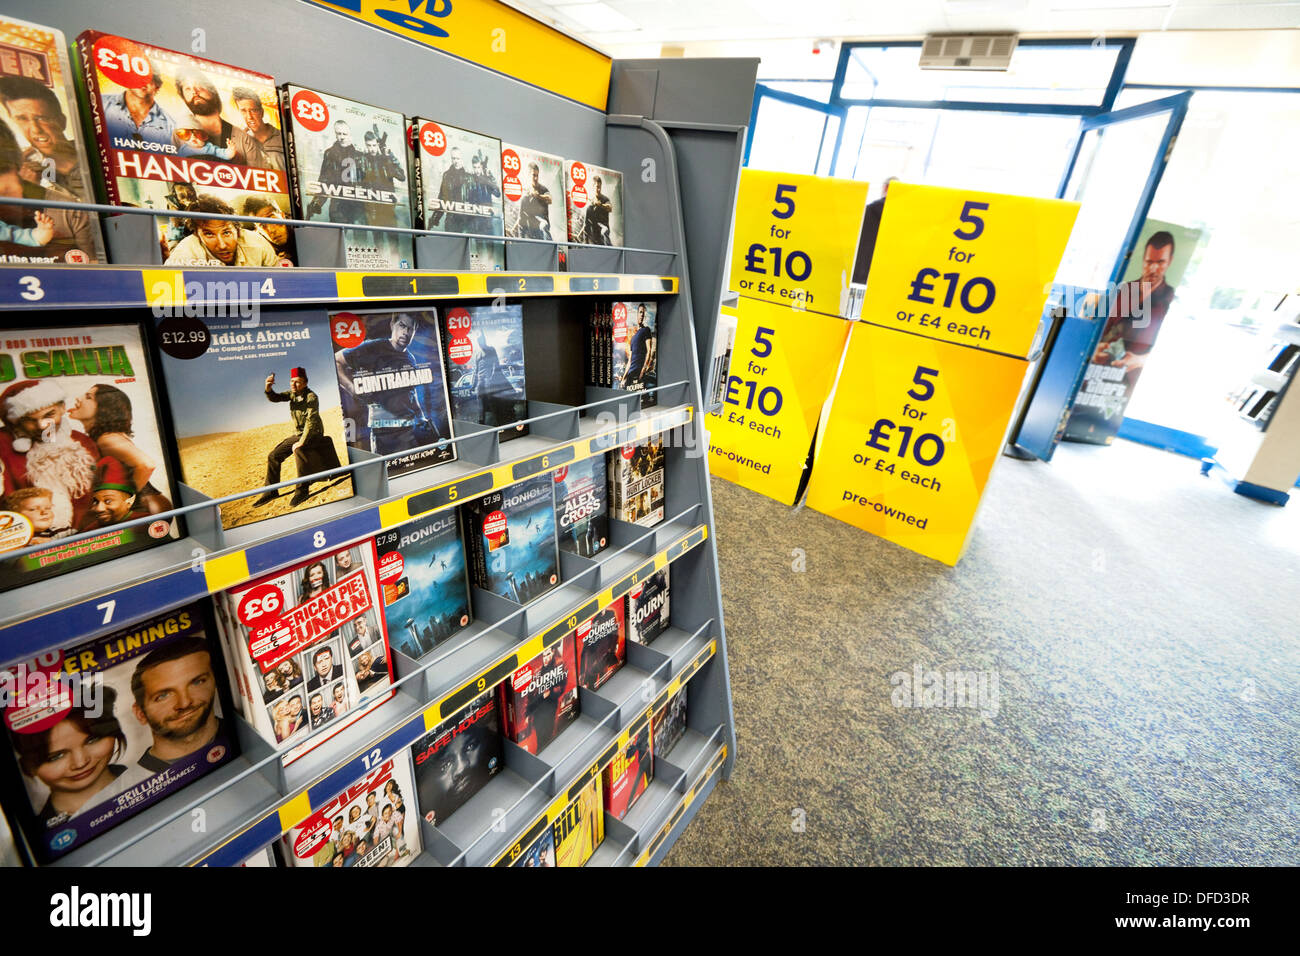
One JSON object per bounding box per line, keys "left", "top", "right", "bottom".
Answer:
{"left": 153, "top": 309, "right": 354, "bottom": 530}
{"left": 577, "top": 601, "right": 625, "bottom": 691}
{"left": 330, "top": 308, "right": 456, "bottom": 478}
{"left": 604, "top": 718, "right": 652, "bottom": 820}
{"left": 609, "top": 437, "right": 665, "bottom": 528}
{"left": 652, "top": 686, "right": 687, "bottom": 761}
{"left": 499, "top": 633, "right": 579, "bottom": 756}
{"left": 411, "top": 118, "right": 503, "bottom": 270}
{"left": 0, "top": 322, "right": 181, "bottom": 591}
{"left": 441, "top": 304, "right": 529, "bottom": 439}
{"left": 553, "top": 774, "right": 604, "bottom": 866}
{"left": 0, "top": 16, "right": 106, "bottom": 264}
{"left": 373, "top": 509, "right": 471, "bottom": 659}
{"left": 501, "top": 143, "right": 566, "bottom": 242}
{"left": 1, "top": 602, "right": 237, "bottom": 862}
{"left": 75, "top": 31, "right": 293, "bottom": 265}
{"left": 411, "top": 690, "right": 502, "bottom": 828}
{"left": 463, "top": 474, "right": 560, "bottom": 605}
{"left": 612, "top": 301, "right": 658, "bottom": 407}
{"left": 626, "top": 565, "right": 670, "bottom": 646}
{"left": 553, "top": 457, "right": 608, "bottom": 559}
{"left": 282, "top": 754, "right": 418, "bottom": 867}
{"left": 214, "top": 540, "right": 393, "bottom": 764}
{"left": 564, "top": 160, "right": 623, "bottom": 247}
{"left": 281, "top": 85, "right": 412, "bottom": 269}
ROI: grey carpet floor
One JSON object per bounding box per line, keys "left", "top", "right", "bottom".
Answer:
{"left": 663, "top": 439, "right": 1300, "bottom": 866}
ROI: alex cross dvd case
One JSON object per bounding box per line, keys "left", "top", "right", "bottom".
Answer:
{"left": 498, "top": 633, "right": 579, "bottom": 756}
{"left": 577, "top": 601, "right": 625, "bottom": 691}
{"left": 373, "top": 509, "right": 471, "bottom": 660}
{"left": 411, "top": 690, "right": 502, "bottom": 828}
{"left": 626, "top": 565, "right": 670, "bottom": 646}
{"left": 463, "top": 473, "right": 560, "bottom": 605}
{"left": 552, "top": 456, "right": 608, "bottom": 559}
{"left": 441, "top": 304, "right": 529, "bottom": 440}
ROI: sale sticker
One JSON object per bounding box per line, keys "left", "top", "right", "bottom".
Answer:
{"left": 706, "top": 299, "right": 851, "bottom": 505}
{"left": 859, "top": 182, "right": 1079, "bottom": 359}
{"left": 727, "top": 169, "right": 870, "bottom": 317}
{"left": 804, "top": 323, "right": 1028, "bottom": 566}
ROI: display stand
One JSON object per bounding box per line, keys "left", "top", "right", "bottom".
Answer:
{"left": 0, "top": 0, "right": 747, "bottom": 867}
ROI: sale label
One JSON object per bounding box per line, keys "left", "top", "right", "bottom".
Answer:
{"left": 859, "top": 182, "right": 1079, "bottom": 358}
{"left": 804, "top": 323, "right": 1028, "bottom": 565}
{"left": 727, "top": 169, "right": 870, "bottom": 316}
{"left": 706, "top": 299, "right": 851, "bottom": 504}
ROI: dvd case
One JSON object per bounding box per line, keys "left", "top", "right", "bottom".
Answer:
{"left": 612, "top": 301, "right": 658, "bottom": 408}
{"left": 511, "top": 819, "right": 555, "bottom": 867}
{"left": 564, "top": 160, "right": 623, "bottom": 247}
{"left": 0, "top": 322, "right": 180, "bottom": 591}
{"left": 282, "top": 754, "right": 419, "bottom": 867}
{"left": 708, "top": 307, "right": 738, "bottom": 407}
{"left": 153, "top": 309, "right": 354, "bottom": 529}
{"left": 577, "top": 601, "right": 625, "bottom": 691}
{"left": 411, "top": 690, "right": 502, "bottom": 828}
{"left": 498, "top": 633, "right": 579, "bottom": 755}
{"left": 604, "top": 719, "right": 653, "bottom": 820}
{"left": 373, "top": 509, "right": 471, "bottom": 659}
{"left": 75, "top": 31, "right": 294, "bottom": 265}
{"left": 1, "top": 602, "right": 237, "bottom": 862}
{"left": 552, "top": 456, "right": 608, "bottom": 559}
{"left": 608, "top": 437, "right": 665, "bottom": 528}
{"left": 0, "top": 17, "right": 106, "bottom": 264}
{"left": 463, "top": 474, "right": 560, "bottom": 604}
{"left": 411, "top": 118, "right": 503, "bottom": 271}
{"left": 553, "top": 775, "right": 604, "bottom": 866}
{"left": 330, "top": 308, "right": 456, "bottom": 478}
{"left": 441, "top": 304, "right": 529, "bottom": 439}
{"left": 501, "top": 143, "right": 566, "bottom": 243}
{"left": 652, "top": 686, "right": 687, "bottom": 761}
{"left": 281, "top": 85, "right": 412, "bottom": 268}
{"left": 214, "top": 540, "right": 393, "bottom": 764}
{"left": 626, "top": 565, "right": 669, "bottom": 646}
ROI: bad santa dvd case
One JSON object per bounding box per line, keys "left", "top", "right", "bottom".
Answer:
{"left": 441, "top": 304, "right": 529, "bottom": 440}
{"left": 282, "top": 754, "right": 418, "bottom": 867}
{"left": 498, "top": 633, "right": 578, "bottom": 756}
{"left": 281, "top": 85, "right": 412, "bottom": 269}
{"left": 553, "top": 774, "right": 603, "bottom": 867}
{"left": 564, "top": 160, "right": 623, "bottom": 247}
{"left": 0, "top": 322, "right": 180, "bottom": 591}
{"left": 152, "top": 309, "right": 354, "bottom": 530}
{"left": 501, "top": 143, "right": 565, "bottom": 243}
{"left": 652, "top": 686, "right": 687, "bottom": 761}
{"left": 373, "top": 509, "right": 471, "bottom": 660}
{"left": 612, "top": 301, "right": 658, "bottom": 408}
{"left": 604, "top": 718, "right": 652, "bottom": 820}
{"left": 463, "top": 474, "right": 560, "bottom": 605}
{"left": 626, "top": 565, "right": 670, "bottom": 646}
{"left": 0, "top": 16, "right": 106, "bottom": 264}
{"left": 577, "top": 601, "right": 625, "bottom": 691}
{"left": 214, "top": 540, "right": 393, "bottom": 764}
{"left": 411, "top": 118, "right": 504, "bottom": 271}
{"left": 1, "top": 602, "right": 237, "bottom": 862}
{"left": 329, "top": 308, "right": 456, "bottom": 478}
{"left": 411, "top": 690, "right": 502, "bottom": 828}
{"left": 609, "top": 437, "right": 665, "bottom": 528}
{"left": 553, "top": 456, "right": 608, "bottom": 559}
{"left": 75, "top": 31, "right": 293, "bottom": 266}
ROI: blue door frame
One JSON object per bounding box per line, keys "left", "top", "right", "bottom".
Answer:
{"left": 745, "top": 83, "right": 848, "bottom": 173}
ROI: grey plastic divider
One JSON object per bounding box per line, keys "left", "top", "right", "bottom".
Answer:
{"left": 295, "top": 226, "right": 350, "bottom": 268}
{"left": 507, "top": 240, "right": 561, "bottom": 271}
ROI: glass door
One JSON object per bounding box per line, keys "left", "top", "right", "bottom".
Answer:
{"left": 745, "top": 84, "right": 845, "bottom": 175}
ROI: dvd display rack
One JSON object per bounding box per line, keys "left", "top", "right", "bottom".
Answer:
{"left": 0, "top": 0, "right": 754, "bottom": 867}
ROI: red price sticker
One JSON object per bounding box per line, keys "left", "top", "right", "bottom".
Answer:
{"left": 237, "top": 583, "right": 284, "bottom": 628}
{"left": 446, "top": 307, "right": 473, "bottom": 364}
{"left": 2, "top": 653, "right": 72, "bottom": 735}
{"left": 569, "top": 162, "right": 588, "bottom": 209}
{"left": 331, "top": 312, "right": 365, "bottom": 348}
{"left": 553, "top": 465, "right": 569, "bottom": 483}
{"left": 292, "top": 818, "right": 332, "bottom": 859}
{"left": 291, "top": 89, "right": 330, "bottom": 133}
{"left": 511, "top": 662, "right": 534, "bottom": 692}
{"left": 483, "top": 509, "right": 508, "bottom": 549}
{"left": 420, "top": 121, "right": 447, "bottom": 156}
{"left": 612, "top": 302, "right": 628, "bottom": 344}
{"left": 377, "top": 550, "right": 404, "bottom": 583}
{"left": 621, "top": 444, "right": 636, "bottom": 460}
{"left": 502, "top": 149, "right": 523, "bottom": 202}
{"left": 93, "top": 36, "right": 153, "bottom": 90}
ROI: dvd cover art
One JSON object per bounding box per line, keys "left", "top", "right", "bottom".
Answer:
{"left": 502, "top": 144, "right": 565, "bottom": 242}
{"left": 75, "top": 31, "right": 293, "bottom": 265}
{"left": 330, "top": 309, "right": 456, "bottom": 478}
{"left": 708, "top": 307, "right": 738, "bottom": 407}
{"left": 652, "top": 686, "right": 686, "bottom": 761}
{"left": 626, "top": 565, "right": 669, "bottom": 646}
{"left": 464, "top": 474, "right": 560, "bottom": 604}
{"left": 411, "top": 118, "right": 502, "bottom": 240}
{"left": 411, "top": 690, "right": 502, "bottom": 828}
{"left": 609, "top": 437, "right": 665, "bottom": 528}
{"left": 564, "top": 160, "right": 623, "bottom": 247}
{"left": 577, "top": 601, "right": 625, "bottom": 691}
{"left": 612, "top": 301, "right": 658, "bottom": 408}
{"left": 553, "top": 775, "right": 603, "bottom": 867}
{"left": 553, "top": 457, "right": 608, "bottom": 559}
{"left": 282, "top": 755, "right": 418, "bottom": 867}
{"left": 281, "top": 85, "right": 412, "bottom": 269}
{"left": 604, "top": 719, "right": 652, "bottom": 820}
{"left": 512, "top": 820, "right": 555, "bottom": 867}
{"left": 373, "top": 509, "right": 471, "bottom": 659}
{"left": 499, "top": 633, "right": 578, "bottom": 756}
{"left": 153, "top": 309, "right": 354, "bottom": 529}
{"left": 1, "top": 603, "right": 237, "bottom": 862}
{"left": 214, "top": 541, "right": 392, "bottom": 764}
{"left": 0, "top": 17, "right": 105, "bottom": 264}
{"left": 441, "top": 305, "right": 529, "bottom": 439}
{"left": 0, "top": 323, "right": 180, "bottom": 591}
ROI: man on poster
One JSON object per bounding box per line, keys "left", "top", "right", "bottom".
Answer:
{"left": 254, "top": 366, "right": 335, "bottom": 508}
{"left": 1093, "top": 230, "right": 1178, "bottom": 375}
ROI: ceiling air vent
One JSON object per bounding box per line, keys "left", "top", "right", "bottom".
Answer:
{"left": 920, "top": 34, "right": 1018, "bottom": 71}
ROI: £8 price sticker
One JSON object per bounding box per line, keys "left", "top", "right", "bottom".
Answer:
{"left": 420, "top": 122, "right": 447, "bottom": 156}
{"left": 291, "top": 89, "right": 330, "bottom": 133}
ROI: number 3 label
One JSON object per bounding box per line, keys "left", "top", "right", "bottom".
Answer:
{"left": 19, "top": 276, "right": 43, "bottom": 301}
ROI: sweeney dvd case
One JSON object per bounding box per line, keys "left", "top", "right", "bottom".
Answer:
{"left": 330, "top": 308, "right": 456, "bottom": 478}
{"left": 214, "top": 540, "right": 393, "bottom": 764}
{"left": 652, "top": 686, "right": 687, "bottom": 761}
{"left": 75, "top": 31, "right": 293, "bottom": 265}
{"left": 609, "top": 437, "right": 665, "bottom": 528}
{"left": 0, "top": 322, "right": 180, "bottom": 591}
{"left": 612, "top": 301, "right": 658, "bottom": 408}
{"left": 1, "top": 602, "right": 237, "bottom": 862}
{"left": 577, "top": 601, "right": 625, "bottom": 691}
{"left": 499, "top": 633, "right": 579, "bottom": 756}
{"left": 463, "top": 474, "right": 560, "bottom": 605}
{"left": 553, "top": 457, "right": 608, "bottom": 559}
{"left": 626, "top": 565, "right": 670, "bottom": 646}
{"left": 441, "top": 305, "right": 529, "bottom": 439}
{"left": 0, "top": 17, "right": 106, "bottom": 264}
{"left": 501, "top": 143, "right": 566, "bottom": 242}
{"left": 282, "top": 754, "right": 418, "bottom": 867}
{"left": 565, "top": 160, "right": 623, "bottom": 247}
{"left": 553, "top": 775, "right": 604, "bottom": 866}
{"left": 411, "top": 118, "right": 503, "bottom": 270}
{"left": 373, "top": 509, "right": 471, "bottom": 659}
{"left": 153, "top": 309, "right": 354, "bottom": 530}
{"left": 281, "top": 85, "right": 412, "bottom": 269}
{"left": 411, "top": 690, "right": 502, "bottom": 828}
{"left": 604, "top": 719, "right": 653, "bottom": 820}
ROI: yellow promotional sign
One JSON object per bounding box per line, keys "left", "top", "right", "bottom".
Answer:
{"left": 305, "top": 0, "right": 612, "bottom": 110}
{"left": 860, "top": 183, "right": 1079, "bottom": 358}
{"left": 728, "top": 169, "right": 870, "bottom": 316}
{"left": 707, "top": 299, "right": 851, "bottom": 504}
{"left": 805, "top": 323, "right": 1028, "bottom": 565}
